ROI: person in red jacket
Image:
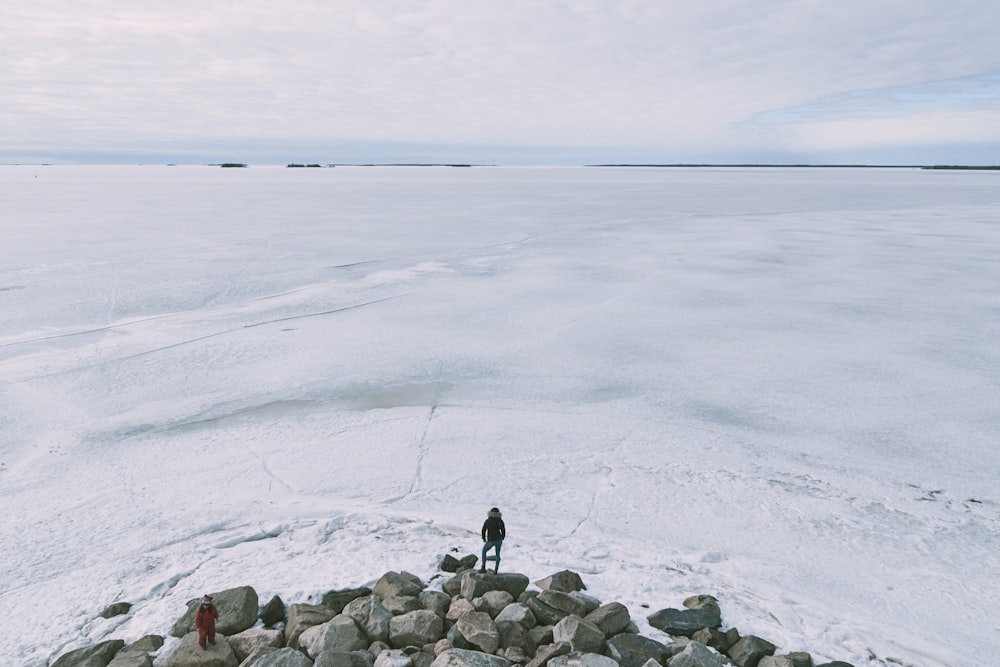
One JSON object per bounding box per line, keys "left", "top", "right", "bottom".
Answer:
{"left": 195, "top": 595, "right": 219, "bottom": 649}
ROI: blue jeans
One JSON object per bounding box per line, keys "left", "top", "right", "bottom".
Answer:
{"left": 482, "top": 540, "right": 502, "bottom": 569}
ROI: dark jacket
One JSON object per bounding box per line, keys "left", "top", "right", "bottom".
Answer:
{"left": 482, "top": 511, "right": 506, "bottom": 542}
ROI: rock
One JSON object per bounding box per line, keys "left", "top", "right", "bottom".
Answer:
{"left": 246, "top": 647, "right": 314, "bottom": 666}
{"left": 481, "top": 590, "right": 515, "bottom": 618}
{"left": 646, "top": 605, "right": 721, "bottom": 638}
{"left": 690, "top": 629, "right": 730, "bottom": 653}
{"left": 108, "top": 652, "right": 152, "bottom": 667}
{"left": 376, "top": 572, "right": 425, "bottom": 600}
{"left": 524, "top": 641, "right": 571, "bottom": 667}
{"left": 549, "top": 652, "right": 619, "bottom": 667}
{"left": 162, "top": 632, "right": 238, "bottom": 666}
{"left": 525, "top": 597, "right": 570, "bottom": 626}
{"left": 537, "top": 591, "right": 592, "bottom": 619}
{"left": 727, "top": 636, "right": 777, "bottom": 667}
{"left": 786, "top": 653, "right": 812, "bottom": 667}
{"left": 260, "top": 595, "right": 287, "bottom": 627}
{"left": 447, "top": 597, "right": 477, "bottom": 621}
{"left": 814, "top": 663, "right": 854, "bottom": 667}
{"left": 526, "top": 625, "right": 553, "bottom": 647}
{"left": 461, "top": 572, "right": 529, "bottom": 601}
{"left": 583, "top": 602, "right": 630, "bottom": 637}
{"left": 443, "top": 573, "right": 465, "bottom": 597}
{"left": 758, "top": 657, "right": 796, "bottom": 667}
{"left": 455, "top": 611, "right": 500, "bottom": 654}
{"left": 668, "top": 640, "right": 726, "bottom": 667}
{"left": 121, "top": 635, "right": 164, "bottom": 654}
{"left": 605, "top": 633, "right": 672, "bottom": 667}
{"left": 441, "top": 555, "right": 463, "bottom": 573}
{"left": 173, "top": 586, "right": 261, "bottom": 637}
{"left": 457, "top": 556, "right": 479, "bottom": 572}
{"left": 496, "top": 620, "right": 537, "bottom": 656}
{"left": 383, "top": 595, "right": 423, "bottom": 616}
{"left": 390, "top": 609, "right": 446, "bottom": 648}
{"left": 228, "top": 627, "right": 284, "bottom": 662}
{"left": 376, "top": 648, "right": 414, "bottom": 667}
{"left": 534, "top": 572, "right": 586, "bottom": 593}
{"left": 552, "top": 616, "right": 605, "bottom": 654}
{"left": 683, "top": 596, "right": 720, "bottom": 616}
{"left": 370, "top": 641, "right": 392, "bottom": 658}
{"left": 421, "top": 590, "right": 453, "bottom": 619}
{"left": 324, "top": 587, "right": 375, "bottom": 614}
{"left": 502, "top": 647, "right": 530, "bottom": 664}
{"left": 52, "top": 639, "right": 126, "bottom": 667}
{"left": 434, "top": 639, "right": 454, "bottom": 655}
{"left": 316, "top": 650, "right": 376, "bottom": 667}
{"left": 100, "top": 602, "right": 133, "bottom": 619}
{"left": 285, "top": 603, "right": 336, "bottom": 649}
{"left": 344, "top": 595, "right": 394, "bottom": 643}
{"left": 300, "top": 615, "right": 368, "bottom": 659}
{"left": 413, "top": 651, "right": 437, "bottom": 667}
{"left": 430, "top": 648, "right": 513, "bottom": 667}
{"left": 495, "top": 603, "right": 536, "bottom": 629}
{"left": 446, "top": 623, "right": 474, "bottom": 650}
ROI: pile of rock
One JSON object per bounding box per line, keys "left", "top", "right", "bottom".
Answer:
{"left": 51, "top": 559, "right": 857, "bottom": 667}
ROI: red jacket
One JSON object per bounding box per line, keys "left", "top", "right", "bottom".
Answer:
{"left": 195, "top": 604, "right": 218, "bottom": 631}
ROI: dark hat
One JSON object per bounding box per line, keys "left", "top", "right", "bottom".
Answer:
{"left": 201, "top": 595, "right": 213, "bottom": 604}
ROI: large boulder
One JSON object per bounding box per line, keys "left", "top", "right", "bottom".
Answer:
{"left": 121, "top": 635, "right": 163, "bottom": 655}
{"left": 421, "top": 590, "right": 453, "bottom": 619}
{"left": 647, "top": 606, "right": 721, "bottom": 638}
{"left": 455, "top": 611, "right": 500, "bottom": 654}
{"left": 552, "top": 615, "right": 606, "bottom": 654}
{"left": 549, "top": 653, "right": 618, "bottom": 667}
{"left": 344, "top": 595, "right": 394, "bottom": 643}
{"left": 496, "top": 620, "right": 537, "bottom": 656}
{"left": 248, "top": 647, "right": 315, "bottom": 666}
{"left": 460, "top": 572, "right": 529, "bottom": 601}
{"left": 162, "top": 632, "right": 238, "bottom": 666}
{"left": 260, "top": 595, "right": 287, "bottom": 627}
{"left": 389, "top": 609, "right": 445, "bottom": 648}
{"left": 383, "top": 595, "right": 423, "bottom": 616}
{"left": 584, "top": 602, "right": 630, "bottom": 637}
{"left": 173, "top": 586, "right": 260, "bottom": 637}
{"left": 285, "top": 603, "right": 337, "bottom": 649}
{"left": 52, "top": 639, "right": 125, "bottom": 667}
{"left": 480, "top": 590, "right": 515, "bottom": 618}
{"left": 228, "top": 627, "right": 284, "bottom": 662}
{"left": 534, "top": 571, "right": 586, "bottom": 593}
{"left": 495, "top": 602, "right": 536, "bottom": 629}
{"left": 375, "top": 572, "right": 425, "bottom": 600}
{"left": 727, "top": 636, "right": 777, "bottom": 667}
{"left": 300, "top": 615, "right": 368, "bottom": 660}
{"left": 525, "top": 596, "right": 571, "bottom": 626}
{"left": 447, "top": 597, "right": 476, "bottom": 622}
{"left": 323, "top": 587, "right": 374, "bottom": 613}
{"left": 107, "top": 653, "right": 151, "bottom": 667}
{"left": 316, "top": 650, "right": 377, "bottom": 667}
{"left": 538, "top": 591, "right": 592, "bottom": 618}
{"left": 430, "top": 648, "right": 512, "bottom": 667}
{"left": 605, "top": 634, "right": 672, "bottom": 667}
{"left": 669, "top": 641, "right": 727, "bottom": 667}
{"left": 524, "top": 641, "right": 570, "bottom": 667}
{"left": 100, "top": 602, "right": 133, "bottom": 619}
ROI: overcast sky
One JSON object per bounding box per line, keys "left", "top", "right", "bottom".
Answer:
{"left": 3, "top": 1, "right": 999, "bottom": 164}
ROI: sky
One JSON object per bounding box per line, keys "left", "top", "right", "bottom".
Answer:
{"left": 2, "top": 1, "right": 1000, "bottom": 165}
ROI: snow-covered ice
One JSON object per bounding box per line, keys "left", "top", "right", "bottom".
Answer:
{"left": 1, "top": 165, "right": 998, "bottom": 666}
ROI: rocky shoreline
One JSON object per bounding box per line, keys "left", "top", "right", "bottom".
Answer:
{"left": 51, "top": 555, "right": 856, "bottom": 667}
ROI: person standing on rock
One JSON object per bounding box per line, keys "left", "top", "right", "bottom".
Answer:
{"left": 480, "top": 507, "right": 506, "bottom": 573}
{"left": 195, "top": 594, "right": 219, "bottom": 649}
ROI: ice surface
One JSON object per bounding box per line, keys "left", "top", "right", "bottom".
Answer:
{"left": 1, "top": 165, "right": 998, "bottom": 666}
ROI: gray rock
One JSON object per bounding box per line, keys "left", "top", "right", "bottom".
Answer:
{"left": 300, "top": 615, "right": 368, "bottom": 659}
{"left": 121, "top": 635, "right": 164, "bottom": 654}
{"left": 344, "top": 595, "right": 393, "bottom": 643}
{"left": 413, "top": 651, "right": 437, "bottom": 667}
{"left": 524, "top": 641, "right": 570, "bottom": 667}
{"left": 481, "top": 590, "right": 515, "bottom": 618}
{"left": 583, "top": 602, "right": 630, "bottom": 638}
{"left": 260, "top": 595, "right": 287, "bottom": 627}
{"left": 52, "top": 639, "right": 126, "bottom": 667}
{"left": 495, "top": 603, "right": 536, "bottom": 629}
{"left": 376, "top": 572, "right": 425, "bottom": 600}
{"left": 228, "top": 627, "right": 284, "bottom": 663}
{"left": 390, "top": 609, "right": 446, "bottom": 648}
{"left": 285, "top": 603, "right": 336, "bottom": 650}
{"left": 430, "top": 648, "right": 513, "bottom": 667}
{"left": 787, "top": 653, "right": 813, "bottom": 667}
{"left": 814, "top": 662, "right": 854, "bottom": 667}
{"left": 101, "top": 602, "right": 133, "bottom": 619}
{"left": 446, "top": 623, "right": 474, "bottom": 650}
{"left": 173, "top": 586, "right": 261, "bottom": 637}
{"left": 552, "top": 616, "right": 605, "bottom": 654}
{"left": 443, "top": 573, "right": 465, "bottom": 597}
{"left": 526, "top": 625, "right": 553, "bottom": 647}
{"left": 383, "top": 595, "right": 423, "bottom": 616}
{"left": 646, "top": 606, "right": 721, "bottom": 638}
{"left": 605, "top": 634, "right": 672, "bottom": 667}
{"left": 525, "top": 597, "right": 570, "bottom": 627}
{"left": 324, "top": 587, "right": 374, "bottom": 614}
{"left": 440, "top": 555, "right": 464, "bottom": 573}
{"left": 727, "top": 636, "right": 777, "bottom": 667}
{"left": 534, "top": 572, "right": 586, "bottom": 593}
{"left": 107, "top": 652, "right": 152, "bottom": 667}
{"left": 758, "top": 657, "right": 795, "bottom": 667}
{"left": 502, "top": 646, "right": 530, "bottom": 664}
{"left": 316, "top": 650, "right": 376, "bottom": 667}
{"left": 461, "top": 572, "right": 530, "bottom": 601}
{"left": 537, "top": 591, "right": 591, "bottom": 619}
{"left": 375, "top": 649, "right": 414, "bottom": 667}
{"left": 433, "top": 640, "right": 454, "bottom": 656}
{"left": 421, "top": 590, "right": 453, "bottom": 619}
{"left": 456, "top": 611, "right": 500, "bottom": 654}
{"left": 668, "top": 640, "right": 726, "bottom": 667}
{"left": 447, "top": 597, "right": 477, "bottom": 621}
{"left": 496, "top": 620, "right": 537, "bottom": 656}
{"left": 690, "top": 629, "right": 729, "bottom": 653}
{"left": 248, "top": 647, "right": 314, "bottom": 666}
{"left": 549, "top": 653, "right": 618, "bottom": 667}
{"left": 162, "top": 632, "right": 238, "bottom": 666}
{"left": 683, "top": 596, "right": 720, "bottom": 615}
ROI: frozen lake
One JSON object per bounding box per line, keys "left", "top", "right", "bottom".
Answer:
{"left": 1, "top": 165, "right": 998, "bottom": 666}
